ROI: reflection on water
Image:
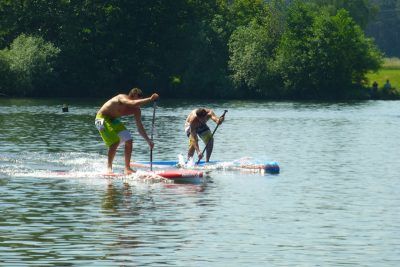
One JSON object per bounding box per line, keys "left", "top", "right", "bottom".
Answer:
{"left": 1, "top": 98, "right": 400, "bottom": 266}
{"left": 102, "top": 182, "right": 131, "bottom": 212}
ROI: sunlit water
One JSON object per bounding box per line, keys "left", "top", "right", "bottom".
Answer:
{"left": 1, "top": 98, "right": 399, "bottom": 266}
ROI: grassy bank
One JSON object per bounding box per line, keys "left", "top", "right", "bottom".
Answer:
{"left": 366, "top": 58, "right": 400, "bottom": 99}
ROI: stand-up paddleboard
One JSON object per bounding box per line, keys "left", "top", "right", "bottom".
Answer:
{"left": 103, "top": 169, "right": 203, "bottom": 183}
{"left": 131, "top": 160, "right": 280, "bottom": 174}
{"left": 155, "top": 169, "right": 203, "bottom": 183}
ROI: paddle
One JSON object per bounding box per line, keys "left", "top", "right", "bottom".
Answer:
{"left": 150, "top": 101, "right": 157, "bottom": 171}
{"left": 197, "top": 110, "right": 228, "bottom": 164}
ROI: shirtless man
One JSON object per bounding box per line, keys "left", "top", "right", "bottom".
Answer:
{"left": 185, "top": 108, "right": 224, "bottom": 162}
{"left": 95, "top": 88, "right": 159, "bottom": 174}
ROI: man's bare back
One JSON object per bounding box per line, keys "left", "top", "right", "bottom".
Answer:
{"left": 186, "top": 109, "right": 210, "bottom": 130}
{"left": 98, "top": 94, "right": 140, "bottom": 119}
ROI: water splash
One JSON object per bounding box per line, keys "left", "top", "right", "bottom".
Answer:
{"left": 0, "top": 152, "right": 177, "bottom": 184}
{"left": 171, "top": 155, "right": 277, "bottom": 174}
{"left": 186, "top": 157, "right": 195, "bottom": 168}
{"left": 178, "top": 154, "right": 186, "bottom": 167}
{"left": 122, "top": 170, "right": 172, "bottom": 184}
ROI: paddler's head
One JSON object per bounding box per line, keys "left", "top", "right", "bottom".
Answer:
{"left": 128, "top": 87, "right": 143, "bottom": 99}
{"left": 195, "top": 108, "right": 208, "bottom": 122}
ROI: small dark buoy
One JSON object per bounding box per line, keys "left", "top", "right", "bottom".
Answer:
{"left": 62, "top": 104, "right": 69, "bottom": 112}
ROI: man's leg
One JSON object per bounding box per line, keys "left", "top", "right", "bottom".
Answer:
{"left": 187, "top": 143, "right": 196, "bottom": 160}
{"left": 124, "top": 140, "right": 135, "bottom": 174}
{"left": 205, "top": 138, "right": 213, "bottom": 162}
{"left": 199, "top": 129, "right": 213, "bottom": 162}
{"left": 107, "top": 142, "right": 119, "bottom": 173}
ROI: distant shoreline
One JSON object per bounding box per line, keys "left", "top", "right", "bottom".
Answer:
{"left": 366, "top": 58, "right": 400, "bottom": 100}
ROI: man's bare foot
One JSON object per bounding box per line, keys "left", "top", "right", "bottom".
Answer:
{"left": 125, "top": 168, "right": 136, "bottom": 175}
{"left": 107, "top": 168, "right": 113, "bottom": 174}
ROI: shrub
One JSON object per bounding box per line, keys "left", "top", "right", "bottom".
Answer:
{"left": 274, "top": 3, "right": 382, "bottom": 99}
{"left": 3, "top": 34, "right": 60, "bottom": 96}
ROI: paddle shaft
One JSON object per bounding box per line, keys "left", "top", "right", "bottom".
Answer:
{"left": 197, "top": 110, "right": 228, "bottom": 164}
{"left": 150, "top": 101, "right": 157, "bottom": 171}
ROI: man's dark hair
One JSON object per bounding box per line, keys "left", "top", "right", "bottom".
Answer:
{"left": 195, "top": 108, "right": 207, "bottom": 118}
{"left": 129, "top": 87, "right": 143, "bottom": 97}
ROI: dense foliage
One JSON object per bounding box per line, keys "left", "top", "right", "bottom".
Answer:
{"left": 0, "top": 0, "right": 386, "bottom": 99}
{"left": 1, "top": 34, "right": 60, "bottom": 96}
{"left": 366, "top": 0, "right": 400, "bottom": 58}
{"left": 274, "top": 5, "right": 382, "bottom": 99}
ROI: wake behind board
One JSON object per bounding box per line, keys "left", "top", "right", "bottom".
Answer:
{"left": 103, "top": 169, "right": 203, "bottom": 183}
{"left": 132, "top": 160, "right": 280, "bottom": 174}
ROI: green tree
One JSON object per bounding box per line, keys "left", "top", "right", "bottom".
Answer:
{"left": 366, "top": 0, "right": 400, "bottom": 57}
{"left": 273, "top": 2, "right": 316, "bottom": 98}
{"left": 3, "top": 34, "right": 60, "bottom": 96}
{"left": 311, "top": 0, "right": 378, "bottom": 29}
{"left": 0, "top": 50, "right": 14, "bottom": 95}
{"left": 275, "top": 3, "right": 382, "bottom": 99}
{"left": 228, "top": 6, "right": 285, "bottom": 98}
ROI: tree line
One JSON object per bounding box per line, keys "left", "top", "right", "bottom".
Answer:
{"left": 366, "top": 0, "right": 400, "bottom": 58}
{"left": 0, "top": 0, "right": 385, "bottom": 100}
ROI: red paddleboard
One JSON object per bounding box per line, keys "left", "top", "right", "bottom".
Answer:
{"left": 155, "top": 169, "right": 202, "bottom": 178}
{"left": 103, "top": 169, "right": 203, "bottom": 183}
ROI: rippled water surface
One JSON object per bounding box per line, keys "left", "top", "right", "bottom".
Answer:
{"left": 1, "top": 98, "right": 399, "bottom": 266}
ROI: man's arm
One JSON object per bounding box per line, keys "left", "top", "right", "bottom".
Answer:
{"left": 133, "top": 109, "right": 154, "bottom": 148}
{"left": 208, "top": 109, "right": 224, "bottom": 124}
{"left": 120, "top": 93, "right": 158, "bottom": 107}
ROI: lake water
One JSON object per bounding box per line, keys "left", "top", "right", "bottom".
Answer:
{"left": 0, "top": 98, "right": 399, "bottom": 266}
